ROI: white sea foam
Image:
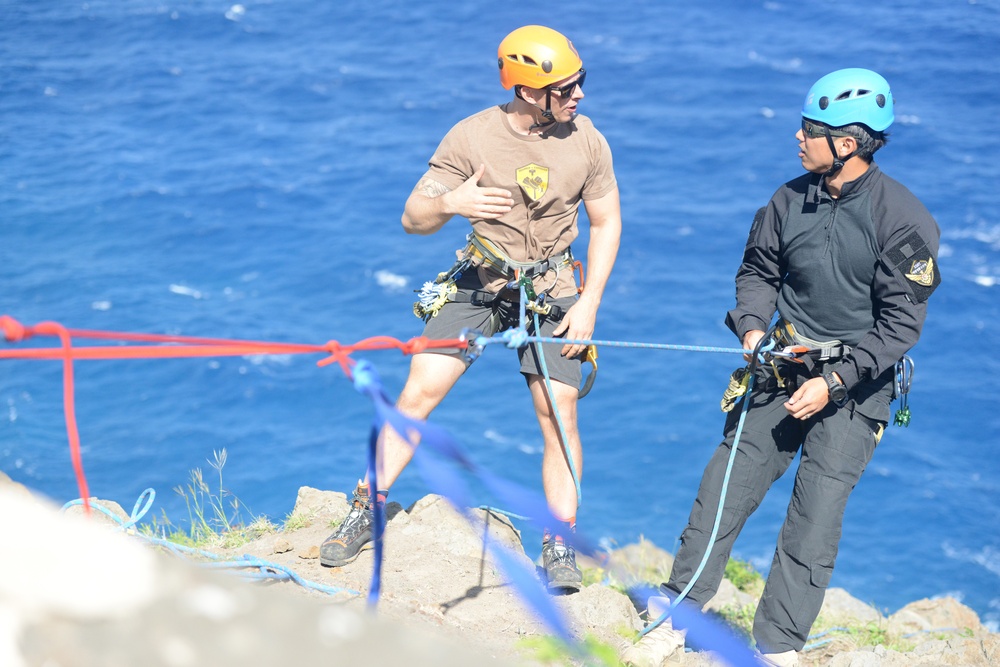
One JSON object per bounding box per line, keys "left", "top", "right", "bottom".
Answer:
{"left": 168, "top": 284, "right": 204, "bottom": 299}
{"left": 374, "top": 270, "right": 408, "bottom": 293}
{"left": 942, "top": 542, "right": 1000, "bottom": 578}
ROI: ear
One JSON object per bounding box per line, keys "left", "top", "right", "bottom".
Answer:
{"left": 836, "top": 135, "right": 858, "bottom": 158}
{"left": 518, "top": 85, "right": 544, "bottom": 106}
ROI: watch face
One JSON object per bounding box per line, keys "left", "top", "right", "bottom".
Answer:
{"left": 832, "top": 386, "right": 849, "bottom": 407}
{"left": 825, "top": 374, "right": 849, "bottom": 407}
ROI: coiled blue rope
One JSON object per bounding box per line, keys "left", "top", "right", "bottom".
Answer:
{"left": 61, "top": 489, "right": 358, "bottom": 598}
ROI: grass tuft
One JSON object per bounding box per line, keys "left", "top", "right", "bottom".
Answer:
{"left": 139, "top": 448, "right": 274, "bottom": 549}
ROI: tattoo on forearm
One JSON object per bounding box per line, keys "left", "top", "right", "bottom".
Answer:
{"left": 414, "top": 178, "right": 450, "bottom": 198}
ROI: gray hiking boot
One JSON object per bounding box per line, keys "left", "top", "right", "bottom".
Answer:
{"left": 756, "top": 650, "right": 800, "bottom": 666}
{"left": 621, "top": 596, "right": 686, "bottom": 667}
{"left": 541, "top": 537, "right": 583, "bottom": 591}
{"left": 320, "top": 488, "right": 374, "bottom": 567}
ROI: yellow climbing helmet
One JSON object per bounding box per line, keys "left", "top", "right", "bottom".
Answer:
{"left": 497, "top": 25, "right": 582, "bottom": 90}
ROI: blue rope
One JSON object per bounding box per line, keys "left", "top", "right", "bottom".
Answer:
{"left": 639, "top": 369, "right": 759, "bottom": 638}
{"left": 478, "top": 505, "right": 531, "bottom": 521}
{"left": 481, "top": 333, "right": 749, "bottom": 356}
{"left": 637, "top": 327, "right": 775, "bottom": 638}
{"left": 61, "top": 489, "right": 358, "bottom": 598}
{"left": 530, "top": 308, "right": 582, "bottom": 507}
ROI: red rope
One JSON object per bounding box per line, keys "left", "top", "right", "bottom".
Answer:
{"left": 0, "top": 315, "right": 467, "bottom": 515}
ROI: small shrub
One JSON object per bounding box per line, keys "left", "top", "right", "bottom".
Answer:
{"left": 725, "top": 557, "right": 763, "bottom": 593}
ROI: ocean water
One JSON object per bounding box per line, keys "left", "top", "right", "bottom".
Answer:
{"left": 2, "top": 0, "right": 998, "bottom": 630}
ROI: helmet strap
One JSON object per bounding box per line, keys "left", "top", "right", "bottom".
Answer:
{"left": 512, "top": 85, "right": 558, "bottom": 132}
{"left": 526, "top": 89, "right": 556, "bottom": 132}
{"left": 822, "top": 128, "right": 859, "bottom": 178}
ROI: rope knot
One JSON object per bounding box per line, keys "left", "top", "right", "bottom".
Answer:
{"left": 502, "top": 327, "right": 529, "bottom": 349}
{"left": 317, "top": 340, "right": 346, "bottom": 368}
{"left": 402, "top": 336, "right": 429, "bottom": 355}
{"left": 0, "top": 316, "right": 27, "bottom": 342}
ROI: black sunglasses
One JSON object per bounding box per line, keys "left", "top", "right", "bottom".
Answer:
{"left": 547, "top": 69, "right": 586, "bottom": 98}
{"left": 801, "top": 118, "right": 851, "bottom": 139}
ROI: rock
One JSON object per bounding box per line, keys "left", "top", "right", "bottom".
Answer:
{"left": 819, "top": 588, "right": 884, "bottom": 626}
{"left": 0, "top": 472, "right": 34, "bottom": 501}
{"left": 0, "top": 487, "right": 514, "bottom": 667}
{"left": 4, "top": 483, "right": 999, "bottom": 667}
{"left": 0, "top": 490, "right": 157, "bottom": 620}
{"left": 887, "top": 596, "right": 985, "bottom": 637}
{"left": 290, "top": 486, "right": 347, "bottom": 521}
{"left": 602, "top": 536, "right": 675, "bottom": 587}
{"left": 704, "top": 578, "right": 755, "bottom": 614}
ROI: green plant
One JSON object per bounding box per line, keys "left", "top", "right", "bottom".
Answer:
{"left": 283, "top": 511, "right": 311, "bottom": 532}
{"left": 807, "top": 617, "right": 916, "bottom": 654}
{"left": 515, "top": 634, "right": 621, "bottom": 666}
{"left": 139, "top": 448, "right": 273, "bottom": 549}
{"left": 724, "top": 557, "right": 763, "bottom": 593}
{"left": 715, "top": 603, "right": 756, "bottom": 643}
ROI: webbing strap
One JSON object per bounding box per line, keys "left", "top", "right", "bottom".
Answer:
{"left": 775, "top": 320, "right": 851, "bottom": 363}
{"left": 464, "top": 232, "right": 572, "bottom": 278}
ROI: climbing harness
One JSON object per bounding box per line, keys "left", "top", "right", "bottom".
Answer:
{"left": 894, "top": 355, "right": 914, "bottom": 427}
{"left": 771, "top": 320, "right": 850, "bottom": 365}
{"left": 466, "top": 231, "right": 574, "bottom": 280}
{"left": 412, "top": 231, "right": 574, "bottom": 322}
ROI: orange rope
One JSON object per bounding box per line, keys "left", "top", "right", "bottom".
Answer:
{"left": 0, "top": 315, "right": 466, "bottom": 517}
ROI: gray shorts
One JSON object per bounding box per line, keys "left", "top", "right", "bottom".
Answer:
{"left": 420, "top": 276, "right": 582, "bottom": 387}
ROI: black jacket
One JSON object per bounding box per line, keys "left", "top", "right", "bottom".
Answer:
{"left": 726, "top": 163, "right": 941, "bottom": 394}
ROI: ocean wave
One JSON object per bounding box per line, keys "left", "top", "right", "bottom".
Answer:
{"left": 942, "top": 542, "right": 1000, "bottom": 578}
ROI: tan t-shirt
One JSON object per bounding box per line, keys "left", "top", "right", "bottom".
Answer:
{"left": 423, "top": 104, "right": 617, "bottom": 298}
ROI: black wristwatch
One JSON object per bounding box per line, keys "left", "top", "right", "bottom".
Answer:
{"left": 823, "top": 372, "right": 849, "bottom": 408}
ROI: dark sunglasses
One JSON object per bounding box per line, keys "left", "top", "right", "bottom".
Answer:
{"left": 801, "top": 118, "right": 851, "bottom": 139}
{"left": 547, "top": 69, "right": 586, "bottom": 98}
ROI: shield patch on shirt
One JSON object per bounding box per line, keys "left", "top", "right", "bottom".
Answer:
{"left": 516, "top": 163, "right": 549, "bottom": 201}
{"left": 905, "top": 257, "right": 935, "bottom": 287}
{"left": 884, "top": 230, "right": 941, "bottom": 303}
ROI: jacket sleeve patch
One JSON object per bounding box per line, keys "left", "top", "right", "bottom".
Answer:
{"left": 883, "top": 230, "right": 940, "bottom": 303}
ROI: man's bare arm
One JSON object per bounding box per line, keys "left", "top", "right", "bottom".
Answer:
{"left": 401, "top": 164, "right": 514, "bottom": 235}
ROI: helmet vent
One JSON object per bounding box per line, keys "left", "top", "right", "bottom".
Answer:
{"left": 835, "top": 90, "right": 853, "bottom": 101}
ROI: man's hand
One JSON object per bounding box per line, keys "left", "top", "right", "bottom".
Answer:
{"left": 445, "top": 163, "right": 514, "bottom": 220}
{"left": 784, "top": 376, "right": 830, "bottom": 420}
{"left": 552, "top": 297, "right": 598, "bottom": 359}
{"left": 742, "top": 329, "right": 766, "bottom": 362}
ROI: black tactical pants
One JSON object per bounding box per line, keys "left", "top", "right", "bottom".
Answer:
{"left": 663, "top": 369, "right": 882, "bottom": 652}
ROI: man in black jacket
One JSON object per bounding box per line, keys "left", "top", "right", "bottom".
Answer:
{"left": 625, "top": 69, "right": 941, "bottom": 667}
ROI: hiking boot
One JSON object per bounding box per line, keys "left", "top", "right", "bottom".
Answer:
{"left": 756, "top": 650, "right": 800, "bottom": 666}
{"left": 621, "top": 596, "right": 686, "bottom": 667}
{"left": 541, "top": 537, "right": 582, "bottom": 592}
{"left": 320, "top": 488, "right": 374, "bottom": 567}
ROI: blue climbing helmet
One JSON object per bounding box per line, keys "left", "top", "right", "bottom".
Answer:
{"left": 802, "top": 68, "right": 894, "bottom": 132}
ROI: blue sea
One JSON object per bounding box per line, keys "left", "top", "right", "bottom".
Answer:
{"left": 3, "top": 0, "right": 998, "bottom": 631}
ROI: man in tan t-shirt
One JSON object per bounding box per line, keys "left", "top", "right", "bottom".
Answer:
{"left": 320, "top": 25, "right": 622, "bottom": 591}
